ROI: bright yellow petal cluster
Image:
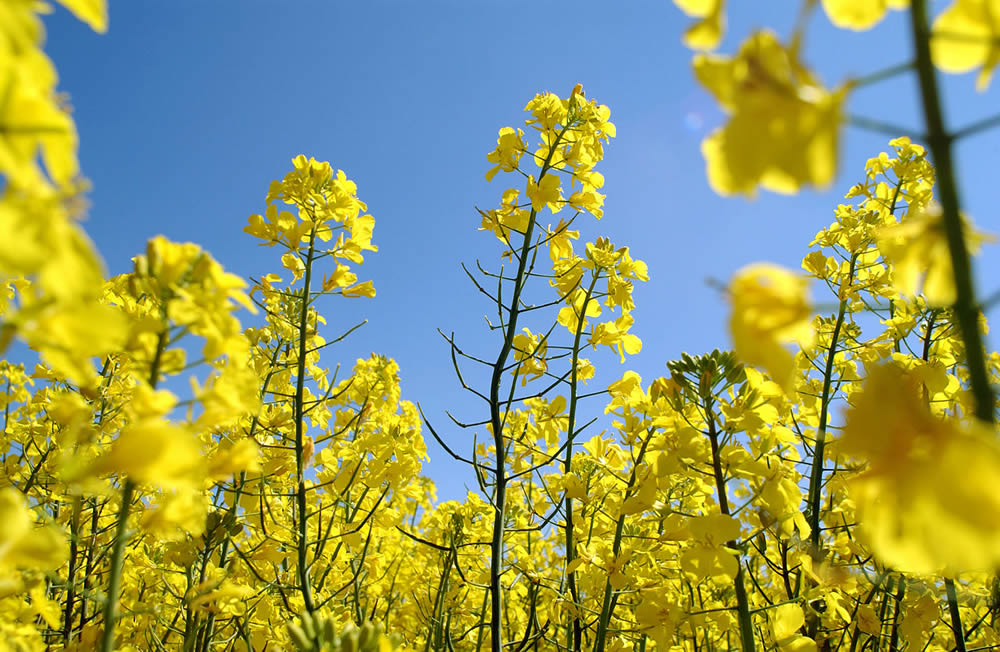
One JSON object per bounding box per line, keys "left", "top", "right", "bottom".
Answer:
{"left": 728, "top": 263, "right": 813, "bottom": 393}
{"left": 877, "top": 203, "right": 994, "bottom": 305}
{"left": 821, "top": 0, "right": 908, "bottom": 31}
{"left": 695, "top": 31, "right": 846, "bottom": 196}
{"left": 932, "top": 0, "right": 1000, "bottom": 90}
{"left": 841, "top": 363, "right": 1000, "bottom": 574}
{"left": 672, "top": 0, "right": 727, "bottom": 50}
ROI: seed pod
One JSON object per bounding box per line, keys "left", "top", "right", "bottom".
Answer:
{"left": 357, "top": 622, "right": 375, "bottom": 649}
{"left": 322, "top": 617, "right": 336, "bottom": 645}
{"left": 300, "top": 612, "right": 317, "bottom": 641}
{"left": 287, "top": 622, "right": 312, "bottom": 651}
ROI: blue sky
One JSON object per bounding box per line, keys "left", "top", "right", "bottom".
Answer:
{"left": 43, "top": 1, "right": 999, "bottom": 501}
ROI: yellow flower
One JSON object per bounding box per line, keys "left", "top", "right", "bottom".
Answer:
{"left": 694, "top": 31, "right": 846, "bottom": 196}
{"left": 672, "top": 0, "right": 726, "bottom": 50}
{"left": 526, "top": 174, "right": 562, "bottom": 213}
{"left": 74, "top": 394, "right": 203, "bottom": 489}
{"left": 0, "top": 489, "right": 66, "bottom": 572}
{"left": 728, "top": 263, "right": 813, "bottom": 393}
{"left": 485, "top": 127, "right": 525, "bottom": 181}
{"left": 841, "top": 363, "right": 1000, "bottom": 574}
{"left": 634, "top": 592, "right": 677, "bottom": 649}
{"left": 821, "top": 0, "right": 908, "bottom": 31}
{"left": 20, "top": 299, "right": 129, "bottom": 390}
{"left": 511, "top": 328, "right": 548, "bottom": 385}
{"left": 932, "top": 0, "right": 1000, "bottom": 90}
{"left": 342, "top": 280, "right": 375, "bottom": 298}
{"left": 877, "top": 203, "right": 994, "bottom": 305}
{"left": 589, "top": 313, "right": 642, "bottom": 363}
{"left": 55, "top": 0, "right": 108, "bottom": 33}
{"left": 771, "top": 604, "right": 817, "bottom": 652}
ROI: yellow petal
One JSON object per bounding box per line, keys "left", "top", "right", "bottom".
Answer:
{"left": 56, "top": 0, "right": 108, "bottom": 33}
{"left": 25, "top": 301, "right": 129, "bottom": 389}
{"left": 207, "top": 439, "right": 260, "bottom": 480}
{"left": 842, "top": 364, "right": 1000, "bottom": 574}
{"left": 728, "top": 263, "right": 813, "bottom": 393}
{"left": 931, "top": 0, "right": 1000, "bottom": 90}
{"left": 84, "top": 419, "right": 200, "bottom": 488}
{"left": 772, "top": 603, "right": 805, "bottom": 641}
{"left": 342, "top": 280, "right": 375, "bottom": 298}
{"left": 695, "top": 31, "right": 846, "bottom": 196}
{"left": 821, "top": 0, "right": 894, "bottom": 30}
{"left": 0, "top": 489, "right": 66, "bottom": 571}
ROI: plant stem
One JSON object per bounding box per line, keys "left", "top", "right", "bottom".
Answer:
{"left": 909, "top": 0, "right": 995, "bottom": 426}
{"left": 98, "top": 479, "right": 135, "bottom": 652}
{"left": 593, "top": 429, "right": 654, "bottom": 652}
{"left": 706, "top": 410, "right": 755, "bottom": 652}
{"left": 910, "top": 4, "right": 987, "bottom": 651}
{"left": 294, "top": 227, "right": 319, "bottom": 614}
{"left": 945, "top": 578, "right": 967, "bottom": 652}
{"left": 806, "top": 254, "right": 857, "bottom": 549}
{"left": 850, "top": 60, "right": 916, "bottom": 89}
{"left": 565, "top": 272, "right": 600, "bottom": 651}
{"left": 100, "top": 329, "right": 167, "bottom": 652}
{"left": 486, "top": 125, "right": 568, "bottom": 652}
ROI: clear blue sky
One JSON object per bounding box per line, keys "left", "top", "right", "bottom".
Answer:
{"left": 44, "top": 1, "right": 999, "bottom": 501}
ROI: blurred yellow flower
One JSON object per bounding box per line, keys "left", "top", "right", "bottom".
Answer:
{"left": 877, "top": 203, "right": 994, "bottom": 305}
{"left": 694, "top": 31, "right": 846, "bottom": 196}
{"left": 841, "top": 363, "right": 1000, "bottom": 574}
{"left": 932, "top": 0, "right": 1000, "bottom": 90}
{"left": 728, "top": 263, "right": 813, "bottom": 393}
{"left": 821, "top": 0, "right": 908, "bottom": 31}
{"left": 672, "top": 0, "right": 726, "bottom": 50}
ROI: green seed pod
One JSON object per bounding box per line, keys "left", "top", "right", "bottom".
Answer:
{"left": 321, "top": 617, "right": 336, "bottom": 644}
{"left": 287, "top": 622, "right": 312, "bottom": 651}
{"left": 357, "top": 622, "right": 375, "bottom": 649}
{"left": 300, "top": 612, "right": 317, "bottom": 641}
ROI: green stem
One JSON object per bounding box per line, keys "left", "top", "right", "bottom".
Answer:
{"left": 62, "top": 496, "right": 82, "bottom": 644}
{"left": 706, "top": 410, "right": 755, "bottom": 652}
{"left": 850, "top": 60, "right": 916, "bottom": 89}
{"left": 100, "top": 329, "right": 167, "bottom": 652}
{"left": 909, "top": 0, "right": 995, "bottom": 425}
{"left": 565, "top": 272, "right": 601, "bottom": 651}
{"left": 593, "top": 429, "right": 654, "bottom": 652}
{"left": 486, "top": 124, "right": 569, "bottom": 652}
{"left": 294, "top": 227, "right": 319, "bottom": 614}
{"left": 98, "top": 479, "right": 135, "bottom": 652}
{"left": 945, "top": 578, "right": 967, "bottom": 652}
{"left": 910, "top": 4, "right": 990, "bottom": 639}
{"left": 889, "top": 575, "right": 905, "bottom": 652}
{"left": 806, "top": 254, "right": 857, "bottom": 549}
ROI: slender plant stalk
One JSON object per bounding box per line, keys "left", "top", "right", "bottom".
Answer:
{"left": 485, "top": 124, "right": 568, "bottom": 652}
{"left": 425, "top": 546, "right": 456, "bottom": 652}
{"left": 806, "top": 254, "right": 857, "bottom": 548}
{"left": 100, "top": 330, "right": 167, "bottom": 652}
{"left": 908, "top": 0, "right": 995, "bottom": 426}
{"left": 564, "top": 272, "right": 600, "bottom": 650}
{"left": 593, "top": 429, "right": 654, "bottom": 652}
{"left": 889, "top": 575, "right": 905, "bottom": 652}
{"left": 62, "top": 495, "right": 82, "bottom": 643}
{"left": 706, "top": 407, "right": 755, "bottom": 652}
{"left": 294, "top": 226, "right": 319, "bottom": 614}
{"left": 945, "top": 578, "right": 967, "bottom": 652}
{"left": 909, "top": 3, "right": 995, "bottom": 649}
{"left": 98, "top": 479, "right": 135, "bottom": 652}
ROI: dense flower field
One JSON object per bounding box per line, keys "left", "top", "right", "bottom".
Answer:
{"left": 3, "top": 0, "right": 1000, "bottom": 650}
